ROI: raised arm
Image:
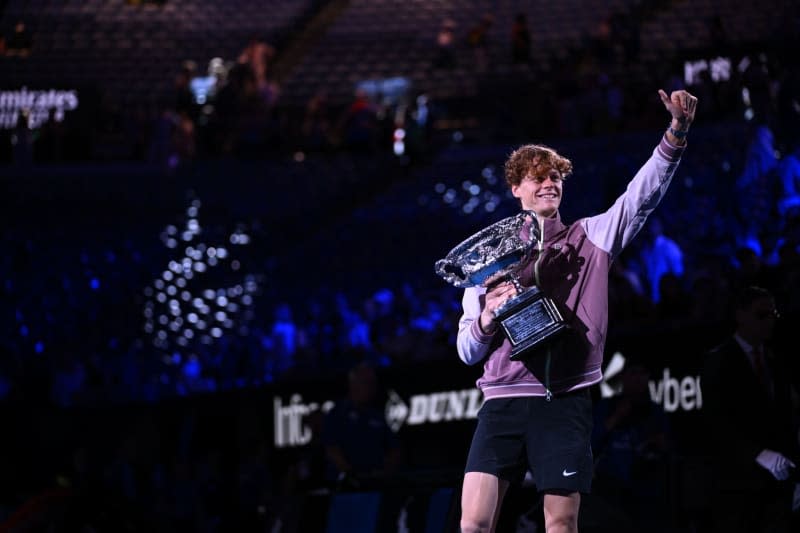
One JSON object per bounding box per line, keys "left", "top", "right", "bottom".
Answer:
{"left": 582, "top": 90, "right": 698, "bottom": 258}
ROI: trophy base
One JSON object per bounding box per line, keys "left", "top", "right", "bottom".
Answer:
{"left": 494, "top": 286, "right": 568, "bottom": 361}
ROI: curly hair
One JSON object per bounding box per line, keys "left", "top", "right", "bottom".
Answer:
{"left": 504, "top": 144, "right": 573, "bottom": 188}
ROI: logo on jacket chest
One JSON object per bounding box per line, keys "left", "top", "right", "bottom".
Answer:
{"left": 540, "top": 244, "right": 583, "bottom": 277}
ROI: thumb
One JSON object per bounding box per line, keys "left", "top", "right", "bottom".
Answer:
{"left": 658, "top": 89, "right": 670, "bottom": 106}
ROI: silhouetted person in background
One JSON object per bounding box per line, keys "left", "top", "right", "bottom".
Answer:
{"left": 511, "top": 13, "right": 531, "bottom": 64}
{"left": 702, "top": 286, "right": 798, "bottom": 533}
{"left": 12, "top": 109, "right": 33, "bottom": 167}
{"left": 302, "top": 90, "right": 333, "bottom": 152}
{"left": 321, "top": 362, "right": 401, "bottom": 488}
{"left": 173, "top": 66, "right": 196, "bottom": 119}
{"left": 467, "top": 13, "right": 493, "bottom": 72}
{"left": 6, "top": 20, "right": 33, "bottom": 57}
{"left": 433, "top": 18, "right": 457, "bottom": 70}
{"left": 706, "top": 15, "right": 729, "bottom": 55}
{"left": 639, "top": 216, "right": 684, "bottom": 304}
{"left": 592, "top": 362, "right": 671, "bottom": 532}
{"left": 338, "top": 88, "right": 378, "bottom": 152}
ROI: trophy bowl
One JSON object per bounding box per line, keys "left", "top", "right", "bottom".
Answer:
{"left": 435, "top": 211, "right": 567, "bottom": 360}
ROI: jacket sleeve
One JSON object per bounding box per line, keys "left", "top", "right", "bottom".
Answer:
{"left": 456, "top": 286, "right": 496, "bottom": 365}
{"left": 581, "top": 134, "right": 685, "bottom": 258}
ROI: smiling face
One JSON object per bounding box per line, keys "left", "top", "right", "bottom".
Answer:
{"left": 511, "top": 168, "right": 563, "bottom": 217}
{"left": 504, "top": 144, "right": 572, "bottom": 218}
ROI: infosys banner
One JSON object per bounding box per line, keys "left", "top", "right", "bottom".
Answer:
{"left": 273, "top": 387, "right": 482, "bottom": 448}
{"left": 271, "top": 353, "right": 705, "bottom": 449}
{"left": 0, "top": 87, "right": 79, "bottom": 129}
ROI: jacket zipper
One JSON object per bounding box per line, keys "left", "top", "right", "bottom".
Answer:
{"left": 533, "top": 213, "right": 553, "bottom": 402}
{"left": 533, "top": 213, "right": 544, "bottom": 287}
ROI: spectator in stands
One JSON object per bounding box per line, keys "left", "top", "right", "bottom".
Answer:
{"left": 638, "top": 216, "right": 684, "bottom": 303}
{"left": 232, "top": 433, "right": 275, "bottom": 529}
{"left": 338, "top": 88, "right": 378, "bottom": 152}
{"left": 5, "top": 21, "right": 33, "bottom": 57}
{"left": 238, "top": 37, "right": 272, "bottom": 77}
{"left": 302, "top": 90, "right": 332, "bottom": 152}
{"left": 741, "top": 56, "right": 777, "bottom": 126}
{"left": 589, "top": 17, "right": 614, "bottom": 67}
{"left": 686, "top": 268, "right": 731, "bottom": 329}
{"left": 732, "top": 246, "right": 770, "bottom": 293}
{"left": 11, "top": 109, "right": 33, "bottom": 166}
{"left": 269, "top": 303, "right": 299, "bottom": 377}
{"left": 467, "top": 14, "right": 493, "bottom": 72}
{"left": 432, "top": 18, "right": 457, "bottom": 70}
{"left": 35, "top": 109, "right": 66, "bottom": 163}
{"left": 321, "top": 362, "right": 401, "bottom": 487}
{"left": 51, "top": 353, "right": 86, "bottom": 408}
{"left": 237, "top": 37, "right": 280, "bottom": 109}
{"left": 775, "top": 62, "right": 800, "bottom": 148}
{"left": 608, "top": 254, "right": 652, "bottom": 329}
{"left": 455, "top": 89, "right": 696, "bottom": 533}
{"left": 611, "top": 12, "right": 640, "bottom": 64}
{"left": 770, "top": 219, "right": 800, "bottom": 319}
{"left": 736, "top": 125, "right": 780, "bottom": 255}
{"left": 592, "top": 361, "right": 671, "bottom": 532}
{"left": 510, "top": 13, "right": 531, "bottom": 64}
{"left": 654, "top": 272, "right": 690, "bottom": 322}
{"left": 701, "top": 286, "right": 798, "bottom": 533}
{"left": 599, "top": 73, "right": 625, "bottom": 132}
{"left": 706, "top": 15, "right": 729, "bottom": 55}
{"left": 148, "top": 105, "right": 195, "bottom": 169}
{"left": 173, "top": 111, "right": 196, "bottom": 165}
{"left": 173, "top": 66, "right": 196, "bottom": 119}
{"left": 330, "top": 292, "right": 382, "bottom": 370}
{"left": 777, "top": 142, "right": 800, "bottom": 217}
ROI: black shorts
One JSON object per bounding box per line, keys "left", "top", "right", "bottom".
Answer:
{"left": 464, "top": 389, "right": 593, "bottom": 494}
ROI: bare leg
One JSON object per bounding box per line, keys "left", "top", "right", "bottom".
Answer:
{"left": 460, "top": 472, "right": 510, "bottom": 533}
{"left": 543, "top": 491, "right": 580, "bottom": 533}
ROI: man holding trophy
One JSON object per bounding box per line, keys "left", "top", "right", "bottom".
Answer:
{"left": 435, "top": 89, "right": 697, "bottom": 532}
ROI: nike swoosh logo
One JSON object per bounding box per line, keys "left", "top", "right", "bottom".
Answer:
{"left": 562, "top": 469, "right": 577, "bottom": 477}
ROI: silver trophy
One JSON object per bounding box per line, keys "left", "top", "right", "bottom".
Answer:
{"left": 435, "top": 211, "right": 567, "bottom": 360}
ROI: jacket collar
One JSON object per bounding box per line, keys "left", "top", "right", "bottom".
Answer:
{"left": 537, "top": 210, "right": 566, "bottom": 241}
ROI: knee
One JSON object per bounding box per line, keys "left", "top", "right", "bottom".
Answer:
{"left": 544, "top": 513, "right": 578, "bottom": 533}
{"left": 459, "top": 518, "right": 493, "bottom": 533}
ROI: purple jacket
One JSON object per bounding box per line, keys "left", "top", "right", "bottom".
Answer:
{"left": 456, "top": 135, "right": 685, "bottom": 400}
